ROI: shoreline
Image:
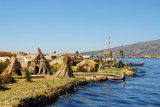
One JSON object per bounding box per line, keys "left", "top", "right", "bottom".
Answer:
{"left": 0, "top": 68, "right": 136, "bottom": 107}
{"left": 16, "top": 76, "right": 108, "bottom": 107}
{"left": 0, "top": 75, "right": 109, "bottom": 107}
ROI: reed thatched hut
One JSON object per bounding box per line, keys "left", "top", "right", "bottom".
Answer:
{"left": 1, "top": 56, "right": 24, "bottom": 76}
{"left": 76, "top": 59, "right": 99, "bottom": 72}
{"left": 29, "top": 48, "right": 51, "bottom": 75}
{"left": 49, "top": 56, "right": 64, "bottom": 73}
{"left": 103, "top": 50, "right": 113, "bottom": 68}
{"left": 49, "top": 56, "right": 64, "bottom": 68}
{"left": 20, "top": 58, "right": 32, "bottom": 69}
{"left": 53, "top": 55, "right": 74, "bottom": 78}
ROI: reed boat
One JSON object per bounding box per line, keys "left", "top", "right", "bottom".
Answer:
{"left": 73, "top": 72, "right": 125, "bottom": 80}
{"left": 125, "top": 60, "right": 144, "bottom": 66}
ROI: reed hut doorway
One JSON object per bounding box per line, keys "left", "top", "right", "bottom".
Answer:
{"left": 36, "top": 67, "right": 39, "bottom": 74}
{"left": 16, "top": 70, "right": 22, "bottom": 75}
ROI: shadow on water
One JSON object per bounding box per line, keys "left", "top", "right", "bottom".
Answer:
{"left": 46, "top": 58, "right": 160, "bottom": 107}
{"left": 135, "top": 68, "right": 146, "bottom": 73}
{"left": 135, "top": 70, "right": 147, "bottom": 77}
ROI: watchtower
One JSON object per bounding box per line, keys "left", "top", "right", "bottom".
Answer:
{"left": 103, "top": 50, "right": 113, "bottom": 68}
{"left": 118, "top": 50, "right": 124, "bottom": 61}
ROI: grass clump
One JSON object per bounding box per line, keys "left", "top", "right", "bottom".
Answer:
{"left": 0, "top": 74, "right": 15, "bottom": 90}
{"left": 0, "top": 75, "right": 16, "bottom": 84}
{"left": 24, "top": 68, "right": 31, "bottom": 82}
{"left": 11, "top": 76, "right": 24, "bottom": 79}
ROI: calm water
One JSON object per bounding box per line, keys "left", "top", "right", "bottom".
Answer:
{"left": 47, "top": 58, "right": 160, "bottom": 107}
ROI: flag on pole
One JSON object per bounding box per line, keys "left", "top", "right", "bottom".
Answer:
{"left": 109, "top": 36, "right": 110, "bottom": 45}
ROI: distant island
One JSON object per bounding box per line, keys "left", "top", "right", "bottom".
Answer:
{"left": 81, "top": 39, "right": 160, "bottom": 56}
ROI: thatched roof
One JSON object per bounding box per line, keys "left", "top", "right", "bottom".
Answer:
{"left": 49, "top": 56, "right": 64, "bottom": 67}
{"left": 29, "top": 48, "right": 51, "bottom": 75}
{"left": 76, "top": 59, "right": 99, "bottom": 72}
{"left": 0, "top": 57, "right": 10, "bottom": 63}
{"left": 1, "top": 56, "right": 23, "bottom": 76}
{"left": 53, "top": 55, "right": 74, "bottom": 78}
{"left": 77, "top": 59, "right": 98, "bottom": 67}
{"left": 26, "top": 54, "right": 36, "bottom": 59}
{"left": 44, "top": 55, "right": 53, "bottom": 62}
{"left": 23, "top": 58, "right": 32, "bottom": 62}
{"left": 21, "top": 61, "right": 31, "bottom": 69}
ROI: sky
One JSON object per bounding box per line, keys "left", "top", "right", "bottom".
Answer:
{"left": 0, "top": 0, "right": 160, "bottom": 54}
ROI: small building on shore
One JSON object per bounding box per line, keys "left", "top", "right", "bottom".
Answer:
{"left": 1, "top": 56, "right": 24, "bottom": 76}
{"left": 76, "top": 59, "right": 99, "bottom": 72}
{"left": 29, "top": 48, "right": 51, "bottom": 75}
{"left": 49, "top": 56, "right": 64, "bottom": 68}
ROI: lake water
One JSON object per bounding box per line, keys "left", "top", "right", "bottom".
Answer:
{"left": 47, "top": 58, "right": 160, "bottom": 107}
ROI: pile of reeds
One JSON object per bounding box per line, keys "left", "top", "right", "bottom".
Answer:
{"left": 0, "top": 62, "right": 9, "bottom": 74}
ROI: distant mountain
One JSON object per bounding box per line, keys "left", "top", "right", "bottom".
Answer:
{"left": 81, "top": 39, "right": 160, "bottom": 56}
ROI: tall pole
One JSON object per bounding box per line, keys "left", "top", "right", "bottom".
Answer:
{"left": 108, "top": 36, "right": 110, "bottom": 50}
{"left": 108, "top": 44, "right": 109, "bottom": 50}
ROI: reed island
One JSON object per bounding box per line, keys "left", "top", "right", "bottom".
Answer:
{"left": 0, "top": 48, "right": 140, "bottom": 106}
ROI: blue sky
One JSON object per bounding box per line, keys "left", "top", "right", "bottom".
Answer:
{"left": 0, "top": 0, "right": 160, "bottom": 54}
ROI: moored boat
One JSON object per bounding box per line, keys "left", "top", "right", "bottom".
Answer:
{"left": 125, "top": 60, "right": 144, "bottom": 66}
